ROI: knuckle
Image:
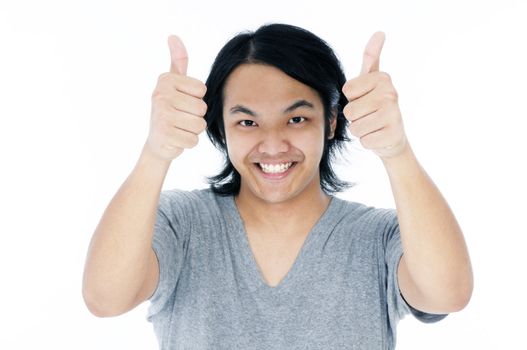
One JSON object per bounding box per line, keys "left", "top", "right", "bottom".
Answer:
{"left": 151, "top": 89, "right": 164, "bottom": 101}
{"left": 187, "top": 134, "right": 199, "bottom": 148}
{"left": 342, "top": 83, "right": 350, "bottom": 97}
{"left": 342, "top": 81, "right": 356, "bottom": 99}
{"left": 198, "top": 101, "right": 208, "bottom": 116}
{"left": 157, "top": 72, "right": 171, "bottom": 83}
{"left": 384, "top": 89, "right": 398, "bottom": 102}
{"left": 342, "top": 103, "right": 352, "bottom": 118}
{"left": 378, "top": 71, "right": 391, "bottom": 82}
{"left": 197, "top": 118, "right": 207, "bottom": 132}
{"left": 360, "top": 136, "right": 371, "bottom": 149}
{"left": 197, "top": 83, "right": 207, "bottom": 98}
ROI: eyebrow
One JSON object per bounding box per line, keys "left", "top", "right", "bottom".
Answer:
{"left": 229, "top": 99, "right": 315, "bottom": 117}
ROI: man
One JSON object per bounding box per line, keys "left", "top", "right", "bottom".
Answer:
{"left": 83, "top": 24, "right": 473, "bottom": 349}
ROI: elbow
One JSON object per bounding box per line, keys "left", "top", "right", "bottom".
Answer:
{"left": 435, "top": 278, "right": 474, "bottom": 313}
{"left": 82, "top": 290, "right": 115, "bottom": 318}
{"left": 447, "top": 282, "right": 473, "bottom": 312}
{"left": 415, "top": 276, "right": 474, "bottom": 314}
{"left": 416, "top": 288, "right": 473, "bottom": 315}
{"left": 84, "top": 302, "right": 113, "bottom": 318}
{"left": 82, "top": 285, "right": 129, "bottom": 318}
{"left": 449, "top": 269, "right": 474, "bottom": 312}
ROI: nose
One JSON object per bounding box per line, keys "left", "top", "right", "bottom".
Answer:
{"left": 257, "top": 129, "right": 290, "bottom": 155}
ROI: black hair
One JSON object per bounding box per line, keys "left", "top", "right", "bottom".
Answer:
{"left": 204, "top": 23, "right": 351, "bottom": 195}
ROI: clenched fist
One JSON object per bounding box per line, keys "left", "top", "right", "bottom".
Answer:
{"left": 145, "top": 35, "right": 208, "bottom": 161}
{"left": 342, "top": 32, "right": 408, "bottom": 159}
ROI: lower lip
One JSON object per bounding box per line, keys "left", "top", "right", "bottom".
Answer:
{"left": 256, "top": 163, "right": 296, "bottom": 180}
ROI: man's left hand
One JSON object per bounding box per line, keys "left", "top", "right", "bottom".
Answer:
{"left": 342, "top": 32, "right": 408, "bottom": 159}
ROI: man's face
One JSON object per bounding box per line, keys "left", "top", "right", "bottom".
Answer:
{"left": 222, "top": 63, "right": 335, "bottom": 204}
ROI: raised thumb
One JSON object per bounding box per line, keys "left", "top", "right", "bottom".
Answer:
{"left": 167, "top": 35, "right": 188, "bottom": 75}
{"left": 360, "top": 31, "right": 385, "bottom": 75}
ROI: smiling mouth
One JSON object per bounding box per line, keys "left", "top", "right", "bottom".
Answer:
{"left": 258, "top": 162, "right": 295, "bottom": 174}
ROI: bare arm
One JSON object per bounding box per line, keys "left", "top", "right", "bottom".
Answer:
{"left": 343, "top": 32, "right": 473, "bottom": 314}
{"left": 82, "top": 35, "right": 207, "bottom": 317}
{"left": 82, "top": 147, "right": 170, "bottom": 317}
{"left": 383, "top": 143, "right": 473, "bottom": 314}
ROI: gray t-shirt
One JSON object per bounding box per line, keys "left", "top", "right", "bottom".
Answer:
{"left": 147, "top": 188, "right": 446, "bottom": 349}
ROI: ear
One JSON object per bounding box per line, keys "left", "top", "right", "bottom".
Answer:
{"left": 328, "top": 109, "right": 337, "bottom": 139}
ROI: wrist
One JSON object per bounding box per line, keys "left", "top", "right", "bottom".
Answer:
{"left": 137, "top": 143, "right": 172, "bottom": 175}
{"left": 380, "top": 141, "right": 419, "bottom": 175}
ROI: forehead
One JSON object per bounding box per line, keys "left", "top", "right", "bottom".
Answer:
{"left": 223, "top": 63, "right": 322, "bottom": 109}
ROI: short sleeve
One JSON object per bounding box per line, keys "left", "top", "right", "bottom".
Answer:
{"left": 147, "top": 190, "right": 188, "bottom": 320}
{"left": 382, "top": 209, "right": 448, "bottom": 324}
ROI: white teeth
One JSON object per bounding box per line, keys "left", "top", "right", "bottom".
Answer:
{"left": 259, "top": 162, "right": 293, "bottom": 174}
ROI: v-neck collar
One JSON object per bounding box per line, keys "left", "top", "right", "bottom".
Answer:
{"left": 224, "top": 194, "right": 341, "bottom": 294}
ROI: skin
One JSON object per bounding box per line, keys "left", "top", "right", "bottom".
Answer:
{"left": 82, "top": 32, "right": 473, "bottom": 317}
{"left": 222, "top": 64, "right": 337, "bottom": 286}
{"left": 342, "top": 32, "right": 473, "bottom": 313}
{"left": 222, "top": 64, "right": 336, "bottom": 209}
{"left": 82, "top": 36, "right": 208, "bottom": 316}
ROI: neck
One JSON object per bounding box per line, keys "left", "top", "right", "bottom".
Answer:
{"left": 235, "top": 185, "right": 331, "bottom": 239}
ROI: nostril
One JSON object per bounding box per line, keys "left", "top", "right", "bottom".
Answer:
{"left": 257, "top": 136, "right": 290, "bottom": 155}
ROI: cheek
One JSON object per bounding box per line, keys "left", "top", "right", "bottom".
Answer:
{"left": 225, "top": 138, "right": 240, "bottom": 164}
{"left": 224, "top": 129, "right": 251, "bottom": 165}
{"left": 294, "top": 128, "right": 326, "bottom": 157}
{"left": 223, "top": 124, "right": 238, "bottom": 151}
{"left": 303, "top": 142, "right": 325, "bottom": 163}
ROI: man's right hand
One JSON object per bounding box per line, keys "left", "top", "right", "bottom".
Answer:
{"left": 145, "top": 35, "right": 208, "bottom": 161}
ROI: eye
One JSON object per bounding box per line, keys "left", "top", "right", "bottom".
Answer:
{"left": 288, "top": 116, "right": 306, "bottom": 124}
{"left": 239, "top": 120, "right": 258, "bottom": 127}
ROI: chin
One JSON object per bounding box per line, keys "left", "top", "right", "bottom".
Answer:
{"left": 246, "top": 183, "right": 306, "bottom": 205}
{"left": 236, "top": 160, "right": 321, "bottom": 205}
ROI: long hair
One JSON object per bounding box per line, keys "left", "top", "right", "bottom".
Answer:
{"left": 204, "top": 23, "right": 351, "bottom": 195}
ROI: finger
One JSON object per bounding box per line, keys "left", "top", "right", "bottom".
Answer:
{"left": 347, "top": 109, "right": 388, "bottom": 138}
{"left": 359, "top": 125, "right": 396, "bottom": 150}
{"left": 167, "top": 127, "right": 199, "bottom": 149}
{"left": 157, "top": 73, "right": 207, "bottom": 98}
{"left": 160, "top": 90, "right": 207, "bottom": 116}
{"left": 168, "top": 35, "right": 188, "bottom": 75}
{"left": 342, "top": 77, "right": 373, "bottom": 102}
{"left": 168, "top": 110, "right": 207, "bottom": 134}
{"left": 343, "top": 101, "right": 379, "bottom": 124}
{"left": 360, "top": 31, "right": 385, "bottom": 75}
{"left": 342, "top": 72, "right": 384, "bottom": 102}
{"left": 342, "top": 86, "right": 386, "bottom": 122}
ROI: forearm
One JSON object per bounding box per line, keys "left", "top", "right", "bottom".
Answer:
{"left": 382, "top": 142, "right": 473, "bottom": 310}
{"left": 82, "top": 143, "right": 171, "bottom": 315}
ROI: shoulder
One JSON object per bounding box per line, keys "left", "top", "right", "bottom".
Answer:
{"left": 160, "top": 187, "right": 215, "bottom": 201}
{"left": 159, "top": 187, "right": 217, "bottom": 210}
{"left": 328, "top": 197, "right": 400, "bottom": 247}
{"left": 331, "top": 196, "right": 397, "bottom": 226}
{"left": 158, "top": 187, "right": 230, "bottom": 222}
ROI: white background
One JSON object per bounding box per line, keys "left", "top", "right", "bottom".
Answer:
{"left": 1, "top": 0, "right": 526, "bottom": 348}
